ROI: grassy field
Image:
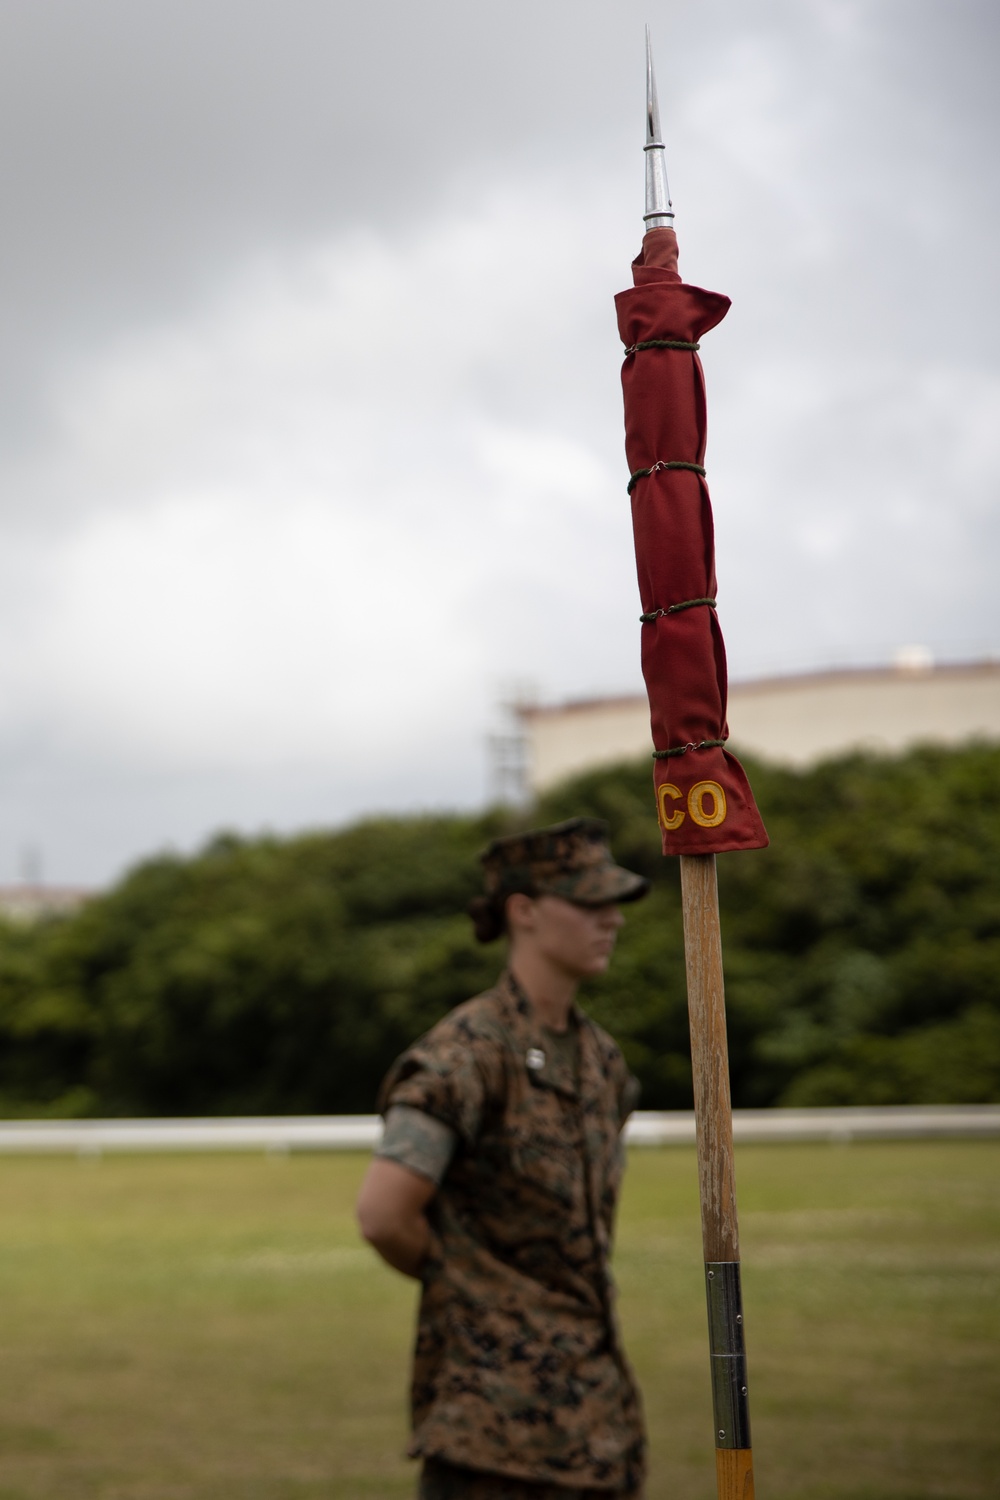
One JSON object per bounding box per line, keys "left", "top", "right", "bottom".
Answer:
{"left": 0, "top": 1141, "right": 996, "bottom": 1500}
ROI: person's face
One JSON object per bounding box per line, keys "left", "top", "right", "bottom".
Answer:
{"left": 512, "top": 893, "right": 625, "bottom": 980}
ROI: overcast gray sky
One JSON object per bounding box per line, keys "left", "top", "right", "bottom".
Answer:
{"left": 0, "top": 0, "right": 997, "bottom": 884}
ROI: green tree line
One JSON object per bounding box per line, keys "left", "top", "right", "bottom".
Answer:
{"left": 2, "top": 741, "right": 999, "bottom": 1117}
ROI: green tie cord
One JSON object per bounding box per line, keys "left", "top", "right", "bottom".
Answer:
{"left": 623, "top": 338, "right": 701, "bottom": 355}
{"left": 640, "top": 597, "right": 716, "bottom": 623}
{"left": 652, "top": 738, "right": 728, "bottom": 760}
{"left": 628, "top": 460, "right": 706, "bottom": 494}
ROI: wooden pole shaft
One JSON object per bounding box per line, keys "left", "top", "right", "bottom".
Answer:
{"left": 680, "top": 852, "right": 739, "bottom": 1263}
{"left": 680, "top": 852, "right": 755, "bottom": 1500}
{"left": 716, "top": 1449, "right": 756, "bottom": 1500}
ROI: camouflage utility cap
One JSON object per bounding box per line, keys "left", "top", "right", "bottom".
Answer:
{"left": 481, "top": 817, "right": 649, "bottom": 907}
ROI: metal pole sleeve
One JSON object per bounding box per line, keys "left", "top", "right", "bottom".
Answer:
{"left": 705, "top": 1263, "right": 751, "bottom": 1449}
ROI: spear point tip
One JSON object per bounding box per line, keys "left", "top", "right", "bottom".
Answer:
{"left": 643, "top": 27, "right": 674, "bottom": 229}
{"left": 645, "top": 26, "right": 660, "bottom": 146}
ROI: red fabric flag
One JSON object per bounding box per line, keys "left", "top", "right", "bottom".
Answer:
{"left": 616, "top": 228, "right": 768, "bottom": 855}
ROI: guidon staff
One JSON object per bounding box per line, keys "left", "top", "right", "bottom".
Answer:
{"left": 615, "top": 28, "right": 770, "bottom": 1500}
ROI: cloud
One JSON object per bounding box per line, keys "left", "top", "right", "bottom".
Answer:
{"left": 2, "top": 162, "right": 997, "bottom": 791}
{"left": 0, "top": 0, "right": 997, "bottom": 880}
{"left": 709, "top": 350, "right": 1000, "bottom": 674}
{"left": 0, "top": 181, "right": 641, "bottom": 788}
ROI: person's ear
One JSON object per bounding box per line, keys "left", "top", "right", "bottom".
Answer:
{"left": 505, "top": 891, "right": 536, "bottom": 935}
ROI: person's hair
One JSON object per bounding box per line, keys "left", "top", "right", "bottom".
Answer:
{"left": 466, "top": 883, "right": 536, "bottom": 943}
{"left": 466, "top": 894, "right": 505, "bottom": 943}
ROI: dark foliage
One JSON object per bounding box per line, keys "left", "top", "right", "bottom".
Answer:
{"left": 1, "top": 743, "right": 999, "bottom": 1116}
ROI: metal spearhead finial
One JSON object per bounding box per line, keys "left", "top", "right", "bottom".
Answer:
{"left": 644, "top": 26, "right": 674, "bottom": 230}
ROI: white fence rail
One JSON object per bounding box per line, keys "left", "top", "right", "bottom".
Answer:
{"left": 0, "top": 1105, "right": 997, "bottom": 1156}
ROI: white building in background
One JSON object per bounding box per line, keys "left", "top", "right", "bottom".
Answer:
{"left": 513, "top": 657, "right": 1000, "bottom": 796}
{"left": 0, "top": 885, "right": 93, "bottom": 922}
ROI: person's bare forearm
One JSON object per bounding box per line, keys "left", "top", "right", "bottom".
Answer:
{"left": 357, "top": 1157, "right": 437, "bottom": 1278}
{"left": 366, "top": 1212, "right": 431, "bottom": 1278}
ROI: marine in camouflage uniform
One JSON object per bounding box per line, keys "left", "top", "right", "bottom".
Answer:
{"left": 366, "top": 818, "right": 650, "bottom": 1497}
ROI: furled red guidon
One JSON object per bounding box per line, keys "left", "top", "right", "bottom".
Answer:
{"left": 616, "top": 227, "right": 768, "bottom": 855}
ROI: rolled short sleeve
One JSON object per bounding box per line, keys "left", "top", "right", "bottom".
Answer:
{"left": 376, "top": 1105, "right": 458, "bottom": 1185}
{"left": 376, "top": 1003, "right": 505, "bottom": 1149}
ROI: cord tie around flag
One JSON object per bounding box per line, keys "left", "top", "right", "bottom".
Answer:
{"left": 623, "top": 338, "right": 701, "bottom": 355}
{"left": 628, "top": 460, "right": 706, "bottom": 494}
{"left": 652, "top": 738, "right": 728, "bottom": 760}
{"left": 640, "top": 597, "right": 716, "bottom": 623}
